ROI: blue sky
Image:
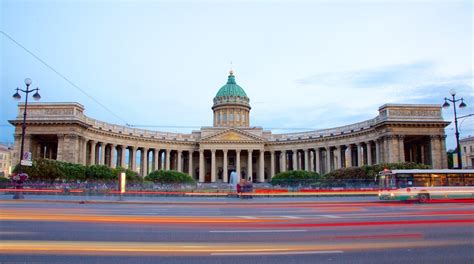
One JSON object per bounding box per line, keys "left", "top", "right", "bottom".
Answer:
{"left": 1, "top": 0, "right": 472, "bottom": 150}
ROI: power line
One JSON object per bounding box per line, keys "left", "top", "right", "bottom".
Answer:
{"left": 1, "top": 30, "right": 129, "bottom": 125}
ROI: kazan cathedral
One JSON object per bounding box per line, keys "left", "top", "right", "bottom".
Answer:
{"left": 10, "top": 71, "right": 449, "bottom": 182}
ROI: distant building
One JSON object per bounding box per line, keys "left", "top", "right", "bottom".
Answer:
{"left": 0, "top": 144, "right": 14, "bottom": 178}
{"left": 460, "top": 136, "right": 474, "bottom": 169}
{"left": 9, "top": 71, "right": 450, "bottom": 182}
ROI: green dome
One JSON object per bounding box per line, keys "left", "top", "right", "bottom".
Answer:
{"left": 215, "top": 71, "right": 248, "bottom": 98}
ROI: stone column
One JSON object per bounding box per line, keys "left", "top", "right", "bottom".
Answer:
{"left": 309, "top": 150, "right": 314, "bottom": 171}
{"left": 199, "top": 150, "right": 204, "bottom": 182}
{"left": 223, "top": 150, "right": 228, "bottom": 183}
{"left": 110, "top": 144, "right": 116, "bottom": 169}
{"left": 430, "top": 135, "right": 442, "bottom": 169}
{"left": 440, "top": 135, "right": 448, "bottom": 169}
{"left": 315, "top": 148, "right": 321, "bottom": 174}
{"left": 81, "top": 139, "right": 88, "bottom": 165}
{"left": 90, "top": 140, "right": 96, "bottom": 165}
{"left": 100, "top": 143, "right": 106, "bottom": 165}
{"left": 142, "top": 148, "right": 148, "bottom": 176}
{"left": 357, "top": 143, "right": 363, "bottom": 167}
{"left": 177, "top": 150, "right": 183, "bottom": 172}
{"left": 279, "top": 151, "right": 285, "bottom": 172}
{"left": 292, "top": 150, "right": 297, "bottom": 171}
{"left": 259, "top": 150, "right": 264, "bottom": 182}
{"left": 296, "top": 152, "right": 301, "bottom": 170}
{"left": 153, "top": 149, "right": 159, "bottom": 171}
{"left": 334, "top": 146, "right": 340, "bottom": 169}
{"left": 383, "top": 136, "right": 390, "bottom": 163}
{"left": 366, "top": 142, "right": 372, "bottom": 166}
{"left": 248, "top": 150, "right": 253, "bottom": 181}
{"left": 304, "top": 149, "right": 309, "bottom": 171}
{"left": 130, "top": 147, "right": 136, "bottom": 172}
{"left": 236, "top": 150, "right": 241, "bottom": 180}
{"left": 119, "top": 145, "right": 125, "bottom": 168}
{"left": 345, "top": 145, "right": 351, "bottom": 168}
{"left": 398, "top": 135, "right": 405, "bottom": 163}
{"left": 165, "top": 149, "right": 171, "bottom": 170}
{"left": 188, "top": 151, "right": 193, "bottom": 177}
{"left": 326, "top": 147, "right": 331, "bottom": 173}
{"left": 211, "top": 149, "right": 216, "bottom": 182}
{"left": 375, "top": 140, "right": 380, "bottom": 164}
{"left": 270, "top": 151, "right": 275, "bottom": 178}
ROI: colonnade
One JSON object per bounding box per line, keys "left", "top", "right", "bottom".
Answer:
{"left": 54, "top": 134, "right": 447, "bottom": 182}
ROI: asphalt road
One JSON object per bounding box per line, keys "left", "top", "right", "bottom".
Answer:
{"left": 1, "top": 197, "right": 473, "bottom": 263}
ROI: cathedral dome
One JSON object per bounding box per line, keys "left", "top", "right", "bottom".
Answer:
{"left": 212, "top": 70, "right": 251, "bottom": 127}
{"left": 215, "top": 70, "right": 248, "bottom": 98}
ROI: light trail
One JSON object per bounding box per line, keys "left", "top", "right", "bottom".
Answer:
{"left": 0, "top": 240, "right": 469, "bottom": 256}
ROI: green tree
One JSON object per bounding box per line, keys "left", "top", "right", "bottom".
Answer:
{"left": 85, "top": 165, "right": 116, "bottom": 180}
{"left": 145, "top": 170, "right": 195, "bottom": 184}
{"left": 270, "top": 170, "right": 321, "bottom": 186}
{"left": 113, "top": 167, "right": 142, "bottom": 182}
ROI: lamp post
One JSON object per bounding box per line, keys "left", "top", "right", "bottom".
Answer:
{"left": 12, "top": 78, "right": 41, "bottom": 199}
{"left": 443, "top": 90, "right": 466, "bottom": 169}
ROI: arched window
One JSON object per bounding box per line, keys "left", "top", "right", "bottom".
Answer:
{"left": 230, "top": 112, "right": 234, "bottom": 122}
{"left": 236, "top": 110, "right": 240, "bottom": 122}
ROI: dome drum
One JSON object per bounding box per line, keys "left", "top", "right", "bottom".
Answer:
{"left": 212, "top": 71, "right": 251, "bottom": 127}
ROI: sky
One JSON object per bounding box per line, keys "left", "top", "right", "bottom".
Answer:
{"left": 1, "top": 0, "right": 473, "bottom": 150}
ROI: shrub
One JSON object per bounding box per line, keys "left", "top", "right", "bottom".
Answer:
{"left": 145, "top": 170, "right": 196, "bottom": 184}
{"left": 113, "top": 167, "right": 142, "bottom": 182}
{"left": 271, "top": 170, "right": 321, "bottom": 186}
{"left": 13, "top": 159, "right": 65, "bottom": 182}
{"left": 58, "top": 162, "right": 87, "bottom": 181}
{"left": 85, "top": 165, "right": 116, "bottom": 180}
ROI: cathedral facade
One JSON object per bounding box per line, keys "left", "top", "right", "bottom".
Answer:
{"left": 9, "top": 71, "right": 449, "bottom": 182}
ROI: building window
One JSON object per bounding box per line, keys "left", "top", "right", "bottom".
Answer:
{"left": 242, "top": 113, "right": 245, "bottom": 122}
{"left": 236, "top": 111, "right": 240, "bottom": 122}
{"left": 230, "top": 112, "right": 234, "bottom": 121}
{"left": 223, "top": 111, "right": 227, "bottom": 122}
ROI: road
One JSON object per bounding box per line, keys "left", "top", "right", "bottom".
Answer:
{"left": 1, "top": 196, "right": 473, "bottom": 263}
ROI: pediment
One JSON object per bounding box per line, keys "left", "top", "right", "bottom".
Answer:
{"left": 200, "top": 128, "right": 265, "bottom": 143}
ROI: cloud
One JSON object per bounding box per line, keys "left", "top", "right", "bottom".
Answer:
{"left": 296, "top": 61, "right": 434, "bottom": 88}
{"left": 253, "top": 61, "right": 473, "bottom": 136}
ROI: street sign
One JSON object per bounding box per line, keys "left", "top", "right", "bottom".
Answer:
{"left": 23, "top": 152, "right": 32, "bottom": 161}
{"left": 21, "top": 160, "right": 33, "bottom": 166}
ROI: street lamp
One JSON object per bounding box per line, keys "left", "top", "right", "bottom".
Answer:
{"left": 11, "top": 78, "right": 41, "bottom": 199}
{"left": 443, "top": 90, "right": 467, "bottom": 169}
